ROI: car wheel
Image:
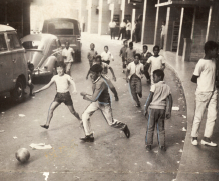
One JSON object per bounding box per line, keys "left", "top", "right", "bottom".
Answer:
{"left": 10, "top": 78, "right": 25, "bottom": 102}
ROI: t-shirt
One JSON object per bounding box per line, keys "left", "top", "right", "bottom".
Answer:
{"left": 147, "top": 55, "right": 165, "bottom": 74}
{"left": 52, "top": 74, "right": 73, "bottom": 93}
{"left": 140, "top": 51, "right": 152, "bottom": 65}
{"left": 193, "top": 58, "right": 216, "bottom": 92}
{"left": 149, "top": 81, "right": 171, "bottom": 109}
{"left": 127, "top": 61, "right": 144, "bottom": 79}
{"left": 109, "top": 21, "right": 116, "bottom": 28}
{"left": 87, "top": 50, "right": 97, "bottom": 62}
{"left": 126, "top": 22, "right": 132, "bottom": 31}
{"left": 91, "top": 76, "right": 110, "bottom": 104}
{"left": 126, "top": 48, "right": 136, "bottom": 63}
{"left": 101, "top": 51, "right": 113, "bottom": 61}
{"left": 62, "top": 47, "right": 74, "bottom": 63}
{"left": 161, "top": 25, "right": 166, "bottom": 35}
{"left": 120, "top": 22, "right": 126, "bottom": 28}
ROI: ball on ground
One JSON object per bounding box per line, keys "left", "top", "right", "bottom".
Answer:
{"left": 15, "top": 148, "right": 30, "bottom": 163}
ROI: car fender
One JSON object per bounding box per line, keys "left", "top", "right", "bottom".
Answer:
{"left": 44, "top": 56, "right": 58, "bottom": 72}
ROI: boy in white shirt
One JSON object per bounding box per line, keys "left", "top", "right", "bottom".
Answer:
{"left": 191, "top": 41, "right": 218, "bottom": 147}
{"left": 126, "top": 53, "right": 144, "bottom": 107}
{"left": 34, "top": 62, "right": 81, "bottom": 129}
{"left": 101, "top": 46, "right": 114, "bottom": 65}
{"left": 146, "top": 45, "right": 165, "bottom": 84}
{"left": 62, "top": 42, "right": 74, "bottom": 75}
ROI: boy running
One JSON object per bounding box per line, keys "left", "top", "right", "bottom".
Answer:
{"left": 87, "top": 43, "right": 98, "bottom": 67}
{"left": 140, "top": 45, "right": 152, "bottom": 83}
{"left": 126, "top": 53, "right": 144, "bottom": 107}
{"left": 34, "top": 62, "right": 81, "bottom": 129}
{"left": 191, "top": 41, "right": 218, "bottom": 147}
{"left": 126, "top": 42, "right": 136, "bottom": 65}
{"left": 62, "top": 42, "right": 74, "bottom": 75}
{"left": 80, "top": 64, "right": 130, "bottom": 142}
{"left": 101, "top": 46, "right": 114, "bottom": 65}
{"left": 119, "top": 39, "right": 128, "bottom": 73}
{"left": 86, "top": 55, "right": 119, "bottom": 101}
{"left": 146, "top": 45, "right": 165, "bottom": 84}
{"left": 144, "top": 69, "right": 172, "bottom": 151}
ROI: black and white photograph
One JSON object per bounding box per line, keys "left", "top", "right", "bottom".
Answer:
{"left": 0, "top": 0, "right": 219, "bottom": 180}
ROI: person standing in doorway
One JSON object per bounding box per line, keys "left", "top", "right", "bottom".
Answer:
{"left": 126, "top": 19, "right": 132, "bottom": 40}
{"left": 160, "top": 21, "right": 166, "bottom": 49}
{"left": 132, "top": 20, "right": 141, "bottom": 43}
{"left": 109, "top": 19, "right": 117, "bottom": 39}
{"left": 62, "top": 42, "right": 74, "bottom": 75}
{"left": 118, "top": 19, "right": 126, "bottom": 40}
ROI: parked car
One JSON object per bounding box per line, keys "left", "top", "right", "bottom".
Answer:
{"left": 42, "top": 18, "right": 82, "bottom": 62}
{"left": 0, "top": 24, "right": 28, "bottom": 101}
{"left": 21, "top": 34, "right": 62, "bottom": 79}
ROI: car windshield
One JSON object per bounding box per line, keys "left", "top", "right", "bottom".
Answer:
{"left": 22, "top": 40, "right": 44, "bottom": 50}
{"left": 47, "top": 21, "right": 74, "bottom": 35}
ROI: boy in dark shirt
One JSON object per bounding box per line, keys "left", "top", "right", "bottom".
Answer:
{"left": 80, "top": 64, "right": 130, "bottom": 142}
{"left": 27, "top": 63, "right": 35, "bottom": 96}
{"left": 120, "top": 39, "right": 128, "bottom": 73}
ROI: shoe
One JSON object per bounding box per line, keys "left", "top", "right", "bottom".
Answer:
{"left": 80, "top": 134, "right": 94, "bottom": 142}
{"left": 122, "top": 70, "right": 125, "bottom": 73}
{"left": 201, "top": 137, "right": 217, "bottom": 147}
{"left": 115, "top": 96, "right": 119, "bottom": 101}
{"left": 135, "top": 104, "right": 141, "bottom": 107}
{"left": 123, "top": 125, "right": 130, "bottom": 138}
{"left": 40, "top": 124, "right": 49, "bottom": 129}
{"left": 29, "top": 93, "right": 35, "bottom": 97}
{"left": 160, "top": 146, "right": 166, "bottom": 151}
{"left": 191, "top": 137, "right": 198, "bottom": 146}
{"left": 146, "top": 145, "right": 151, "bottom": 151}
{"left": 138, "top": 93, "right": 142, "bottom": 98}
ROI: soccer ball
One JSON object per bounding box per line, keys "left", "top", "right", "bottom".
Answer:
{"left": 15, "top": 148, "right": 30, "bottom": 163}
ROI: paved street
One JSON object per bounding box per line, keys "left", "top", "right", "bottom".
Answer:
{"left": 0, "top": 33, "right": 186, "bottom": 181}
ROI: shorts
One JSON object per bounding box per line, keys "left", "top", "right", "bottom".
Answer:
{"left": 54, "top": 92, "right": 73, "bottom": 106}
{"left": 102, "top": 60, "right": 110, "bottom": 65}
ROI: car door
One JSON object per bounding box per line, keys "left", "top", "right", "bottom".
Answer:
{"left": 7, "top": 32, "right": 26, "bottom": 80}
{"left": 55, "top": 39, "right": 62, "bottom": 62}
{"left": 0, "top": 33, "right": 14, "bottom": 92}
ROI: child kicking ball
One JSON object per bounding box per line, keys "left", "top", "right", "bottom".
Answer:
{"left": 34, "top": 62, "right": 81, "bottom": 129}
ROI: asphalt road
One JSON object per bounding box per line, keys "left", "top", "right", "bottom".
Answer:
{"left": 0, "top": 33, "right": 187, "bottom": 181}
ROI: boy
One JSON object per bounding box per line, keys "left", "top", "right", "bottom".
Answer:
{"left": 101, "top": 46, "right": 114, "bottom": 65}
{"left": 27, "top": 62, "right": 35, "bottom": 96}
{"left": 80, "top": 64, "right": 130, "bottom": 142}
{"left": 125, "top": 42, "right": 136, "bottom": 65}
{"left": 34, "top": 62, "right": 81, "bottom": 129}
{"left": 140, "top": 45, "right": 152, "bottom": 83}
{"left": 146, "top": 45, "right": 165, "bottom": 84}
{"left": 190, "top": 41, "right": 218, "bottom": 147}
{"left": 119, "top": 39, "right": 128, "bottom": 73}
{"left": 87, "top": 43, "right": 98, "bottom": 67}
{"left": 86, "top": 55, "right": 119, "bottom": 101}
{"left": 62, "top": 42, "right": 74, "bottom": 75}
{"left": 144, "top": 69, "right": 172, "bottom": 151}
{"left": 126, "top": 53, "right": 144, "bottom": 107}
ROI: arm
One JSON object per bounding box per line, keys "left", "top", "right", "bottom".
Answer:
{"left": 86, "top": 69, "right": 90, "bottom": 80}
{"left": 191, "top": 75, "right": 198, "bottom": 83}
{"left": 68, "top": 76, "right": 77, "bottom": 94}
{"left": 87, "top": 52, "right": 90, "bottom": 60}
{"left": 161, "top": 63, "right": 165, "bottom": 70}
{"left": 34, "top": 79, "right": 55, "bottom": 94}
{"left": 140, "top": 64, "right": 144, "bottom": 74}
{"left": 109, "top": 67, "right": 116, "bottom": 81}
{"left": 126, "top": 69, "right": 130, "bottom": 83}
{"left": 111, "top": 52, "right": 114, "bottom": 61}
{"left": 166, "top": 94, "right": 173, "bottom": 119}
{"left": 144, "top": 92, "right": 154, "bottom": 116}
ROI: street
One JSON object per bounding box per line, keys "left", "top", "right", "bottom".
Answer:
{"left": 0, "top": 33, "right": 186, "bottom": 181}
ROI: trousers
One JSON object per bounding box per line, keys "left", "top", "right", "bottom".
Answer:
{"left": 145, "top": 108, "right": 165, "bottom": 146}
{"left": 129, "top": 74, "right": 142, "bottom": 105}
{"left": 64, "top": 62, "right": 72, "bottom": 75}
{"left": 82, "top": 102, "right": 126, "bottom": 136}
{"left": 191, "top": 90, "right": 218, "bottom": 138}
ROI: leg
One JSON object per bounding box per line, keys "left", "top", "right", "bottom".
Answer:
{"left": 156, "top": 110, "right": 165, "bottom": 147}
{"left": 67, "top": 105, "right": 81, "bottom": 120}
{"left": 191, "top": 92, "right": 210, "bottom": 137}
{"left": 129, "top": 77, "right": 140, "bottom": 106}
{"left": 145, "top": 109, "right": 156, "bottom": 145}
{"left": 81, "top": 102, "right": 99, "bottom": 136}
{"left": 105, "top": 78, "right": 118, "bottom": 99}
{"left": 135, "top": 77, "right": 142, "bottom": 98}
{"left": 45, "top": 101, "right": 60, "bottom": 126}
{"left": 204, "top": 90, "right": 218, "bottom": 138}
{"left": 112, "top": 28, "right": 115, "bottom": 39}
{"left": 110, "top": 28, "right": 113, "bottom": 39}
{"left": 66, "top": 62, "right": 72, "bottom": 75}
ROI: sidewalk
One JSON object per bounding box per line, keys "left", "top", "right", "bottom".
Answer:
{"left": 134, "top": 43, "right": 219, "bottom": 181}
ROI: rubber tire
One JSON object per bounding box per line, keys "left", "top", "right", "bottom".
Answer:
{"left": 10, "top": 78, "right": 25, "bottom": 102}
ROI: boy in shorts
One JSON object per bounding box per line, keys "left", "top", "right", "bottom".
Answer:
{"left": 120, "top": 39, "right": 128, "bottom": 73}
{"left": 34, "top": 62, "right": 81, "bottom": 129}
{"left": 27, "top": 62, "right": 35, "bottom": 96}
{"left": 144, "top": 69, "right": 172, "bottom": 151}
{"left": 191, "top": 41, "right": 218, "bottom": 147}
{"left": 87, "top": 43, "right": 98, "bottom": 67}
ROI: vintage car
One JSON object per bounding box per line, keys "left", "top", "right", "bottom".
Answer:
{"left": 0, "top": 24, "right": 28, "bottom": 101}
{"left": 42, "top": 18, "right": 81, "bottom": 62}
{"left": 21, "top": 34, "right": 62, "bottom": 79}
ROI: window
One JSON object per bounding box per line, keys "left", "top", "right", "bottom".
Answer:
{"left": 7, "top": 33, "right": 22, "bottom": 49}
{"left": 0, "top": 34, "right": 7, "bottom": 51}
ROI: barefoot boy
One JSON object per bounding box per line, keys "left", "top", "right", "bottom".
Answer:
{"left": 80, "top": 64, "right": 130, "bottom": 142}
{"left": 34, "top": 62, "right": 81, "bottom": 129}
{"left": 87, "top": 43, "right": 98, "bottom": 67}
{"left": 144, "top": 69, "right": 172, "bottom": 151}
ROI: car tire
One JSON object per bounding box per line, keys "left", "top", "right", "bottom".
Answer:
{"left": 10, "top": 78, "right": 25, "bottom": 102}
